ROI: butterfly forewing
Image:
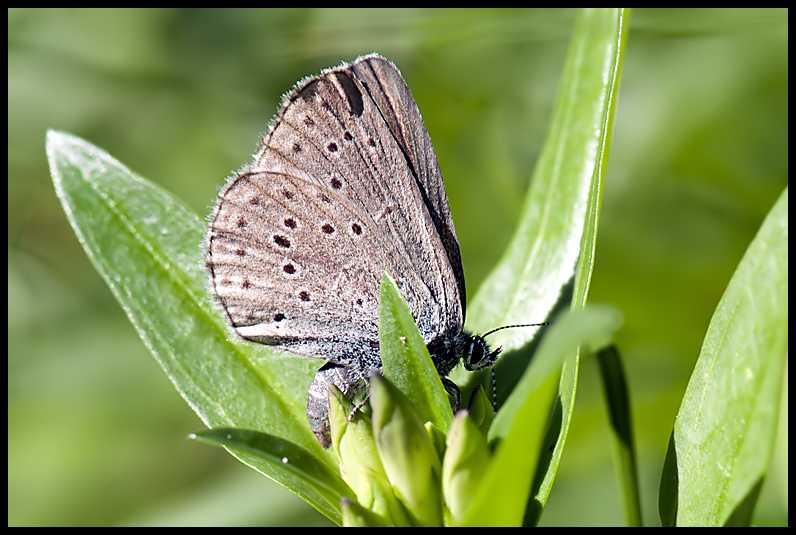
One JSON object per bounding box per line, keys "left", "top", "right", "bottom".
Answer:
{"left": 350, "top": 58, "right": 466, "bottom": 317}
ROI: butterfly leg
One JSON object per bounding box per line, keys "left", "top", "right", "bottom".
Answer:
{"left": 307, "top": 362, "right": 370, "bottom": 448}
{"left": 441, "top": 376, "right": 461, "bottom": 412}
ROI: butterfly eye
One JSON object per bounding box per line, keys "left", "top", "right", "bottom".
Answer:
{"left": 464, "top": 337, "right": 489, "bottom": 370}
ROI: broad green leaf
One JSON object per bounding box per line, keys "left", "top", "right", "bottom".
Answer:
{"left": 670, "top": 187, "right": 788, "bottom": 527}
{"left": 47, "top": 130, "right": 343, "bottom": 523}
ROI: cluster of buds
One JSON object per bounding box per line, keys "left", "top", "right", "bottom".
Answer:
{"left": 329, "top": 375, "right": 495, "bottom": 527}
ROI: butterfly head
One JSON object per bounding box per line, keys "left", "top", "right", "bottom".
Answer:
{"left": 461, "top": 333, "right": 502, "bottom": 372}
{"left": 429, "top": 321, "right": 551, "bottom": 415}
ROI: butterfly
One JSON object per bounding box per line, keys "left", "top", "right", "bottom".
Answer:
{"left": 206, "top": 54, "right": 545, "bottom": 448}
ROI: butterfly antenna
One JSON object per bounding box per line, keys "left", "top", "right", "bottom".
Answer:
{"left": 482, "top": 322, "right": 552, "bottom": 339}
{"left": 483, "top": 322, "right": 551, "bottom": 414}
{"left": 489, "top": 365, "right": 498, "bottom": 414}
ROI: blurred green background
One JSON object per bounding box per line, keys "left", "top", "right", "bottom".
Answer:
{"left": 8, "top": 8, "right": 787, "bottom": 526}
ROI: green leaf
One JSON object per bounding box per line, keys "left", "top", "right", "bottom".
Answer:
{"left": 379, "top": 271, "right": 453, "bottom": 434}
{"left": 467, "top": 7, "right": 629, "bottom": 344}
{"left": 596, "top": 345, "right": 642, "bottom": 526}
{"left": 668, "top": 187, "right": 788, "bottom": 527}
{"left": 658, "top": 432, "right": 679, "bottom": 527}
{"left": 47, "top": 130, "right": 343, "bottom": 523}
{"left": 189, "top": 428, "right": 352, "bottom": 512}
{"left": 462, "top": 8, "right": 630, "bottom": 523}
{"left": 489, "top": 305, "right": 624, "bottom": 443}
{"left": 459, "top": 305, "right": 623, "bottom": 527}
